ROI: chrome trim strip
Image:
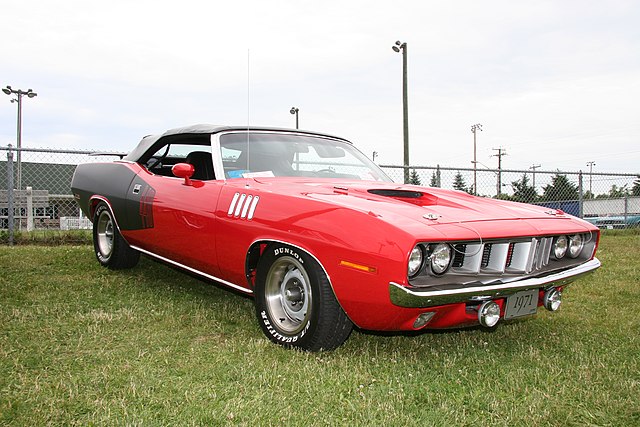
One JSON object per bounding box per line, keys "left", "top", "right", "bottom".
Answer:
{"left": 240, "top": 195, "right": 253, "bottom": 219}
{"left": 130, "top": 245, "right": 253, "bottom": 295}
{"left": 234, "top": 194, "right": 247, "bottom": 217}
{"left": 228, "top": 192, "right": 240, "bottom": 216}
{"left": 209, "top": 134, "right": 226, "bottom": 181}
{"left": 389, "top": 258, "right": 600, "bottom": 308}
{"left": 247, "top": 196, "right": 259, "bottom": 220}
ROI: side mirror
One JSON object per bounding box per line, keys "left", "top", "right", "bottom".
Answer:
{"left": 172, "top": 163, "right": 195, "bottom": 186}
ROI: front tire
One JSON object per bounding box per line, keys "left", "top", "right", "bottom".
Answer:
{"left": 92, "top": 202, "right": 140, "bottom": 269}
{"left": 254, "top": 244, "right": 353, "bottom": 351}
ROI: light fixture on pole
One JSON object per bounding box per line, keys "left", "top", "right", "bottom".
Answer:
{"left": 470, "top": 124, "right": 482, "bottom": 194}
{"left": 392, "top": 40, "right": 410, "bottom": 184}
{"left": 3, "top": 85, "right": 38, "bottom": 191}
{"left": 290, "top": 107, "right": 299, "bottom": 129}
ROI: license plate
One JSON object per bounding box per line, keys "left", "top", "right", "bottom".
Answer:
{"left": 504, "top": 289, "right": 538, "bottom": 320}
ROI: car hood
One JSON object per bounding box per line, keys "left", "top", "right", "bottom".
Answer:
{"left": 250, "top": 178, "right": 595, "bottom": 236}
{"left": 253, "top": 178, "right": 568, "bottom": 226}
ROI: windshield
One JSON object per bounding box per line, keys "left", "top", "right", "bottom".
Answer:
{"left": 220, "top": 132, "right": 392, "bottom": 182}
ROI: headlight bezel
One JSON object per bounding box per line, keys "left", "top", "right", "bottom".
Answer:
{"left": 407, "top": 245, "right": 425, "bottom": 278}
{"left": 552, "top": 235, "right": 568, "bottom": 259}
{"left": 429, "top": 243, "right": 453, "bottom": 275}
{"left": 568, "top": 234, "right": 584, "bottom": 258}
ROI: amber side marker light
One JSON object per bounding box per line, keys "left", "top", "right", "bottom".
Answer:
{"left": 339, "top": 260, "right": 377, "bottom": 274}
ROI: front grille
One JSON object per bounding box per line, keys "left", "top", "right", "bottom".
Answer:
{"left": 409, "top": 233, "right": 597, "bottom": 288}
{"left": 481, "top": 244, "right": 492, "bottom": 268}
{"left": 450, "top": 237, "right": 553, "bottom": 275}
{"left": 452, "top": 244, "right": 467, "bottom": 267}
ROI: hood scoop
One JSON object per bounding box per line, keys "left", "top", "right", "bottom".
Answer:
{"left": 368, "top": 189, "right": 423, "bottom": 198}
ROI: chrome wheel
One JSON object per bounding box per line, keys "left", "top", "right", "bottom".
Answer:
{"left": 96, "top": 210, "right": 114, "bottom": 259}
{"left": 255, "top": 243, "right": 353, "bottom": 351}
{"left": 264, "top": 256, "right": 312, "bottom": 334}
{"left": 92, "top": 202, "right": 140, "bottom": 269}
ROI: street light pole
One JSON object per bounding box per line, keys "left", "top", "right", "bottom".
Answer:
{"left": 471, "top": 124, "right": 482, "bottom": 194}
{"left": 3, "top": 85, "right": 38, "bottom": 190}
{"left": 290, "top": 107, "right": 299, "bottom": 129}
{"left": 392, "top": 40, "right": 410, "bottom": 184}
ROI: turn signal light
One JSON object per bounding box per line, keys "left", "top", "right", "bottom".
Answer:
{"left": 478, "top": 301, "right": 500, "bottom": 328}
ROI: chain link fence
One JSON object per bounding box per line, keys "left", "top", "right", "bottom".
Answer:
{"left": 1, "top": 146, "right": 124, "bottom": 244}
{"left": 381, "top": 165, "right": 640, "bottom": 229}
{"left": 1, "top": 145, "right": 639, "bottom": 245}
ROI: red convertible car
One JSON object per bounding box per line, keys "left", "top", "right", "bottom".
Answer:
{"left": 71, "top": 125, "right": 601, "bottom": 351}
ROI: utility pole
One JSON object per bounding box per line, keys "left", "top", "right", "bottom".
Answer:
{"left": 491, "top": 147, "right": 507, "bottom": 196}
{"left": 529, "top": 164, "right": 541, "bottom": 191}
{"left": 392, "top": 40, "right": 409, "bottom": 184}
{"left": 471, "top": 124, "right": 482, "bottom": 194}
{"left": 586, "top": 161, "right": 596, "bottom": 196}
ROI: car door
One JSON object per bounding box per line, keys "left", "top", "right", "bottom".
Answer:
{"left": 123, "top": 139, "right": 224, "bottom": 278}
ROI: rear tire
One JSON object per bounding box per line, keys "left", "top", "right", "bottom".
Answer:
{"left": 254, "top": 244, "right": 352, "bottom": 351}
{"left": 92, "top": 202, "right": 140, "bottom": 269}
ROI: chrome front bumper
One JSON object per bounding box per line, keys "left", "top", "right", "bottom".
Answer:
{"left": 389, "top": 258, "right": 601, "bottom": 308}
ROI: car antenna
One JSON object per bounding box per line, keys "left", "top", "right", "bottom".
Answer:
{"left": 246, "top": 48, "right": 251, "bottom": 180}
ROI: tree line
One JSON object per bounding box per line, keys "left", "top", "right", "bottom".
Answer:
{"left": 408, "top": 169, "right": 640, "bottom": 203}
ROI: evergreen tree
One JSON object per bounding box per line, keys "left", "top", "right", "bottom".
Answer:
{"left": 409, "top": 169, "right": 421, "bottom": 185}
{"left": 429, "top": 168, "right": 441, "bottom": 187}
{"left": 631, "top": 176, "right": 640, "bottom": 196}
{"left": 511, "top": 174, "right": 538, "bottom": 203}
{"left": 429, "top": 171, "right": 438, "bottom": 187}
{"left": 541, "top": 173, "right": 579, "bottom": 202}
{"left": 453, "top": 172, "right": 470, "bottom": 193}
{"left": 607, "top": 184, "right": 629, "bottom": 198}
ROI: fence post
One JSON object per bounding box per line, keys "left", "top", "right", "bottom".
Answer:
{"left": 26, "top": 186, "right": 34, "bottom": 232}
{"left": 6, "top": 145, "right": 15, "bottom": 245}
{"left": 578, "top": 171, "right": 584, "bottom": 218}
{"left": 624, "top": 195, "right": 628, "bottom": 227}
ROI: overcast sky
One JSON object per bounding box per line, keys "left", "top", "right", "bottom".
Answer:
{"left": 2, "top": 0, "right": 639, "bottom": 176}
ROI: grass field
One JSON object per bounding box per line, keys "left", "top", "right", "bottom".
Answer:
{"left": 1, "top": 231, "right": 639, "bottom": 426}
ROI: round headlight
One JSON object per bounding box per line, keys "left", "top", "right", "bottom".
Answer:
{"left": 568, "top": 234, "right": 584, "bottom": 258}
{"left": 553, "top": 235, "right": 568, "bottom": 259}
{"left": 408, "top": 246, "right": 424, "bottom": 277}
{"left": 430, "top": 243, "right": 452, "bottom": 275}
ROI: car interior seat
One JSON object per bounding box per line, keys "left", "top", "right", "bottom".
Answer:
{"left": 186, "top": 151, "right": 215, "bottom": 180}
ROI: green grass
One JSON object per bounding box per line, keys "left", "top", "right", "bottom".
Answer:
{"left": 1, "top": 232, "right": 639, "bottom": 426}
{"left": 0, "top": 229, "right": 92, "bottom": 246}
